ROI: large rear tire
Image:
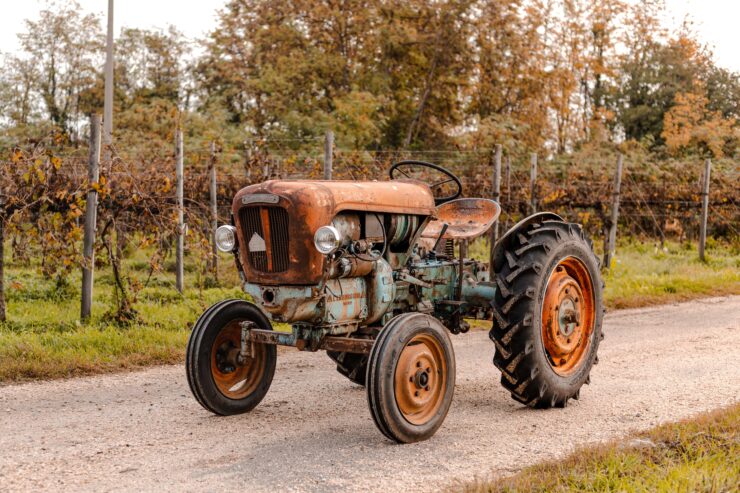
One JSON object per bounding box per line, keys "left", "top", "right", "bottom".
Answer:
{"left": 367, "top": 313, "right": 455, "bottom": 443}
{"left": 186, "top": 300, "right": 276, "bottom": 415}
{"left": 489, "top": 219, "right": 603, "bottom": 408}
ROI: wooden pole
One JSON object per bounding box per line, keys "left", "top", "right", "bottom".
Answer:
{"left": 0, "top": 211, "right": 5, "bottom": 322}
{"left": 103, "top": 0, "right": 114, "bottom": 167}
{"left": 209, "top": 141, "right": 218, "bottom": 280}
{"left": 699, "top": 158, "right": 711, "bottom": 261}
{"left": 175, "top": 129, "right": 184, "bottom": 293}
{"left": 324, "top": 130, "right": 334, "bottom": 180}
{"left": 529, "top": 152, "right": 538, "bottom": 214}
{"left": 489, "top": 144, "right": 502, "bottom": 270}
{"left": 81, "top": 115, "right": 102, "bottom": 320}
{"left": 603, "top": 154, "right": 623, "bottom": 270}
{"left": 244, "top": 141, "right": 252, "bottom": 182}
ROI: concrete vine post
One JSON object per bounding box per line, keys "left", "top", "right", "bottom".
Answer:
{"left": 176, "top": 129, "right": 185, "bottom": 293}
{"left": 324, "top": 130, "right": 334, "bottom": 180}
{"left": 699, "top": 158, "right": 711, "bottom": 261}
{"left": 81, "top": 115, "right": 102, "bottom": 320}
{"left": 603, "top": 154, "right": 623, "bottom": 270}
{"left": 209, "top": 141, "right": 218, "bottom": 280}
{"left": 489, "top": 144, "right": 502, "bottom": 270}
{"left": 0, "top": 206, "right": 5, "bottom": 322}
{"left": 529, "top": 152, "right": 538, "bottom": 214}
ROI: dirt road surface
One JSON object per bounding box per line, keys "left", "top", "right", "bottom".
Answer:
{"left": 1, "top": 296, "right": 739, "bottom": 492}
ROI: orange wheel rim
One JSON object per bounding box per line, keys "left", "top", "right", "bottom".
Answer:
{"left": 210, "top": 320, "right": 266, "bottom": 399}
{"left": 541, "top": 257, "right": 595, "bottom": 376}
{"left": 394, "top": 334, "right": 447, "bottom": 425}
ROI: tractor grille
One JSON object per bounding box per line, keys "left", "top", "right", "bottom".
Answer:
{"left": 239, "top": 206, "right": 290, "bottom": 273}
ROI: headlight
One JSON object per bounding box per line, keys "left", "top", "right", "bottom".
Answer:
{"left": 314, "top": 225, "right": 341, "bottom": 254}
{"left": 215, "top": 225, "right": 238, "bottom": 252}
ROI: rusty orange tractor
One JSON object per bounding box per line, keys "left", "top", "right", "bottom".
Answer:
{"left": 186, "top": 161, "right": 603, "bottom": 443}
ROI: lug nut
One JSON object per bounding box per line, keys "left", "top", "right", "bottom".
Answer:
{"left": 414, "top": 391, "right": 419, "bottom": 397}
{"left": 425, "top": 386, "right": 430, "bottom": 391}
{"left": 416, "top": 362, "right": 421, "bottom": 368}
{"left": 426, "top": 367, "right": 431, "bottom": 373}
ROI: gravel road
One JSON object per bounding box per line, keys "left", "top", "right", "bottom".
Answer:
{"left": 1, "top": 296, "right": 739, "bottom": 492}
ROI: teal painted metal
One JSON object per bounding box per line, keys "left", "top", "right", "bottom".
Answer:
{"left": 244, "top": 258, "right": 395, "bottom": 326}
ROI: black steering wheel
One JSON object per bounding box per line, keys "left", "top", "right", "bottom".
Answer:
{"left": 389, "top": 160, "right": 463, "bottom": 205}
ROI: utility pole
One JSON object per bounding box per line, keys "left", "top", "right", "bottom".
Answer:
{"left": 103, "top": 0, "right": 114, "bottom": 166}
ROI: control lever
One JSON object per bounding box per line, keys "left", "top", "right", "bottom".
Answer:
{"left": 429, "top": 223, "right": 449, "bottom": 259}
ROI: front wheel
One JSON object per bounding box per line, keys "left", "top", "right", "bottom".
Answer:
{"left": 186, "top": 300, "right": 276, "bottom": 415}
{"left": 366, "top": 313, "right": 456, "bottom": 443}
{"left": 490, "top": 219, "right": 603, "bottom": 408}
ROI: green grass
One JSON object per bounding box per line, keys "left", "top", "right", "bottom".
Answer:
{"left": 455, "top": 403, "right": 740, "bottom": 493}
{"left": 1, "top": 239, "right": 738, "bottom": 382}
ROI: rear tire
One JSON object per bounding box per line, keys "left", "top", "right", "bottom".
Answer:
{"left": 489, "top": 219, "right": 603, "bottom": 408}
{"left": 367, "top": 313, "right": 455, "bottom": 443}
{"left": 186, "top": 300, "right": 276, "bottom": 415}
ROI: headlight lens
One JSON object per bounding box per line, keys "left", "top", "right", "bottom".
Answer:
{"left": 215, "top": 225, "right": 238, "bottom": 252}
{"left": 314, "top": 225, "right": 341, "bottom": 254}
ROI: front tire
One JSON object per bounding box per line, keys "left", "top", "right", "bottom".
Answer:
{"left": 367, "top": 313, "right": 455, "bottom": 443}
{"left": 186, "top": 300, "right": 276, "bottom": 415}
{"left": 490, "top": 219, "right": 603, "bottom": 408}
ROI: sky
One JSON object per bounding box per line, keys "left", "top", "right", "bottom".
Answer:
{"left": 0, "top": 0, "right": 739, "bottom": 73}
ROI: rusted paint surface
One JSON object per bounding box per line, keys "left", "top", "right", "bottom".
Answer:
{"left": 422, "top": 198, "right": 501, "bottom": 240}
{"left": 541, "top": 256, "right": 596, "bottom": 376}
{"left": 232, "top": 180, "right": 435, "bottom": 285}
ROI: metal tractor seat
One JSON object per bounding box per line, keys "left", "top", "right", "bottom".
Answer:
{"left": 421, "top": 198, "right": 501, "bottom": 241}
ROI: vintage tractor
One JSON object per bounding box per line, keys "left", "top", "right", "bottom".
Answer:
{"left": 186, "top": 161, "right": 603, "bottom": 443}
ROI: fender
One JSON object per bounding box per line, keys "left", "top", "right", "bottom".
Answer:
{"left": 491, "top": 212, "right": 564, "bottom": 272}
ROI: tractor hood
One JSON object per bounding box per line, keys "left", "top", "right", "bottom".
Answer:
{"left": 231, "top": 180, "right": 435, "bottom": 285}
{"left": 233, "top": 180, "right": 435, "bottom": 217}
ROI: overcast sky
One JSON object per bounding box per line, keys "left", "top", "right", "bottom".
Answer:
{"left": 1, "top": 0, "right": 738, "bottom": 72}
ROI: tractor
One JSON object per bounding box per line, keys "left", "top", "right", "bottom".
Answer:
{"left": 186, "top": 161, "right": 603, "bottom": 443}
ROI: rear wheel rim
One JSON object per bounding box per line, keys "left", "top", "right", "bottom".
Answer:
{"left": 394, "top": 334, "right": 447, "bottom": 425}
{"left": 210, "top": 320, "right": 266, "bottom": 399}
{"left": 541, "top": 257, "right": 595, "bottom": 376}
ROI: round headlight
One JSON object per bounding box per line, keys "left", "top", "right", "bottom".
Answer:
{"left": 314, "top": 225, "right": 341, "bottom": 254}
{"left": 215, "top": 225, "right": 237, "bottom": 252}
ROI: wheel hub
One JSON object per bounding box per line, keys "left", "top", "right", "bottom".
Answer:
{"left": 210, "top": 321, "right": 265, "bottom": 398}
{"left": 541, "top": 258, "right": 595, "bottom": 375}
{"left": 394, "top": 334, "right": 447, "bottom": 425}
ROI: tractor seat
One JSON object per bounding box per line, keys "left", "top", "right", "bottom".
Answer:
{"left": 421, "top": 198, "right": 501, "bottom": 241}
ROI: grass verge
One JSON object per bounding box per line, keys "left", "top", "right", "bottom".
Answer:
{"left": 1, "top": 240, "right": 738, "bottom": 382}
{"left": 455, "top": 403, "right": 740, "bottom": 493}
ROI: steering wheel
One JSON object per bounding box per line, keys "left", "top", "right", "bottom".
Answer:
{"left": 389, "top": 160, "right": 463, "bottom": 205}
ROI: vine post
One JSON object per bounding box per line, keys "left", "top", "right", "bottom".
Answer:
{"left": 529, "top": 152, "right": 538, "bottom": 214}
{"left": 209, "top": 141, "right": 218, "bottom": 279}
{"left": 0, "top": 203, "right": 5, "bottom": 322}
{"left": 81, "top": 115, "right": 102, "bottom": 320}
{"left": 176, "top": 129, "right": 184, "bottom": 293}
{"left": 699, "top": 158, "right": 711, "bottom": 261}
{"left": 603, "top": 154, "right": 623, "bottom": 271}
{"left": 324, "top": 130, "right": 334, "bottom": 180}
{"left": 489, "top": 144, "right": 502, "bottom": 270}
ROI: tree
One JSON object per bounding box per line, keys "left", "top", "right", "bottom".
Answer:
{"left": 16, "top": 1, "right": 102, "bottom": 139}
